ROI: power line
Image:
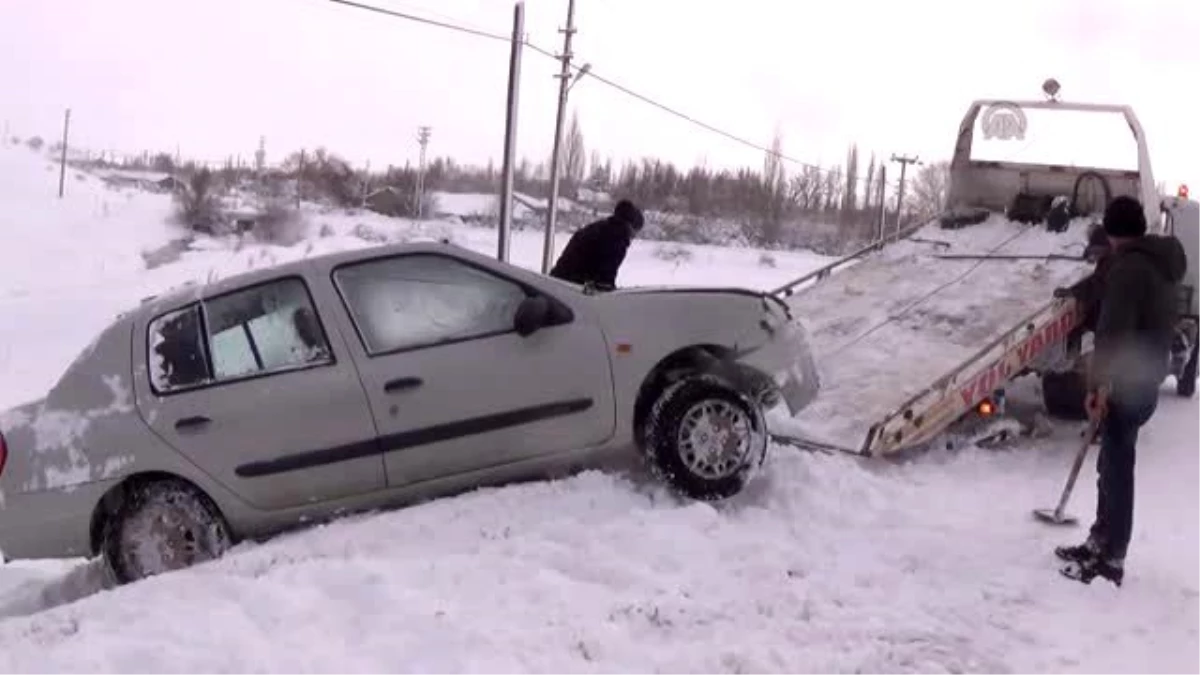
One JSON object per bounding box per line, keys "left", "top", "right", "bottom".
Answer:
{"left": 328, "top": 0, "right": 893, "bottom": 188}
{"left": 524, "top": 41, "right": 860, "bottom": 180}
{"left": 327, "top": 0, "right": 509, "bottom": 43}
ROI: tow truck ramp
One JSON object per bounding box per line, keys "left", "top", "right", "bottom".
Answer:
{"left": 768, "top": 214, "right": 1094, "bottom": 456}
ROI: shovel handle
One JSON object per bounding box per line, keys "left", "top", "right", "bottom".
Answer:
{"left": 1052, "top": 419, "right": 1102, "bottom": 517}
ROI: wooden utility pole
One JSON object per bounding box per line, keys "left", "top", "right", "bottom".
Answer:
{"left": 539, "top": 0, "right": 578, "bottom": 274}
{"left": 497, "top": 1, "right": 525, "bottom": 262}
{"left": 415, "top": 125, "right": 432, "bottom": 219}
{"left": 875, "top": 164, "right": 888, "bottom": 242}
{"left": 890, "top": 153, "right": 921, "bottom": 232}
{"left": 58, "top": 108, "right": 72, "bottom": 198}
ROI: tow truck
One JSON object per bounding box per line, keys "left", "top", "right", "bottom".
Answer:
{"left": 767, "top": 89, "right": 1198, "bottom": 456}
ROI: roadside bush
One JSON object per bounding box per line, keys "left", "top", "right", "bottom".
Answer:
{"left": 173, "top": 168, "right": 226, "bottom": 235}
{"left": 252, "top": 199, "right": 306, "bottom": 246}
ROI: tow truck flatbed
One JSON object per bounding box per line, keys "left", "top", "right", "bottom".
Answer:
{"left": 762, "top": 93, "right": 1190, "bottom": 456}
{"left": 769, "top": 214, "right": 1094, "bottom": 454}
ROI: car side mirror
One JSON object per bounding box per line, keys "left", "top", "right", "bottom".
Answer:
{"left": 514, "top": 295, "right": 551, "bottom": 337}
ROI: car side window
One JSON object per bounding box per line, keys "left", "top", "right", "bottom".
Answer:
{"left": 148, "top": 277, "right": 333, "bottom": 394}
{"left": 149, "top": 305, "right": 211, "bottom": 392}
{"left": 334, "top": 254, "right": 527, "bottom": 355}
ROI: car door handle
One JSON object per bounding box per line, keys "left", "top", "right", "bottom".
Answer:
{"left": 174, "top": 415, "right": 212, "bottom": 431}
{"left": 383, "top": 377, "right": 424, "bottom": 393}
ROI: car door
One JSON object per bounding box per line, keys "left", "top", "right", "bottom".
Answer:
{"left": 132, "top": 274, "right": 386, "bottom": 511}
{"left": 326, "top": 251, "right": 616, "bottom": 488}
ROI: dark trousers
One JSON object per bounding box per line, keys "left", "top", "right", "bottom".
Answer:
{"left": 1088, "top": 386, "right": 1158, "bottom": 562}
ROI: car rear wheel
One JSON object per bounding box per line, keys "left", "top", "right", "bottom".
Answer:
{"left": 101, "top": 478, "right": 231, "bottom": 584}
{"left": 642, "top": 375, "right": 768, "bottom": 501}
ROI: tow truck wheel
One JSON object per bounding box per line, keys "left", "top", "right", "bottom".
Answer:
{"left": 1041, "top": 370, "right": 1089, "bottom": 421}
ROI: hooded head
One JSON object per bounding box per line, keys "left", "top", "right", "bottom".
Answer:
{"left": 612, "top": 199, "right": 644, "bottom": 232}
{"left": 1102, "top": 195, "right": 1148, "bottom": 241}
{"left": 1103, "top": 195, "right": 1188, "bottom": 283}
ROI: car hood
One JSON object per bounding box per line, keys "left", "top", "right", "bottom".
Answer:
{"left": 608, "top": 285, "right": 768, "bottom": 298}
{"left": 605, "top": 286, "right": 791, "bottom": 314}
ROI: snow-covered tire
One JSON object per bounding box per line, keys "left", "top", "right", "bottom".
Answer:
{"left": 641, "top": 375, "right": 768, "bottom": 501}
{"left": 101, "top": 478, "right": 231, "bottom": 584}
{"left": 1041, "top": 370, "right": 1089, "bottom": 421}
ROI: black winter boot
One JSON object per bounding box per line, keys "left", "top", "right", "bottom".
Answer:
{"left": 1055, "top": 540, "right": 1100, "bottom": 563}
{"left": 1060, "top": 556, "right": 1124, "bottom": 587}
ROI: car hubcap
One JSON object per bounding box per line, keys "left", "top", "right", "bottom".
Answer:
{"left": 122, "top": 499, "right": 209, "bottom": 577}
{"left": 677, "top": 399, "right": 754, "bottom": 480}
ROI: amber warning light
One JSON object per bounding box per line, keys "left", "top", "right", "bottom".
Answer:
{"left": 977, "top": 400, "right": 996, "bottom": 417}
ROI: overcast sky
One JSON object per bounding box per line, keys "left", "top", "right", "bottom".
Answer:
{"left": 2, "top": 0, "right": 1195, "bottom": 188}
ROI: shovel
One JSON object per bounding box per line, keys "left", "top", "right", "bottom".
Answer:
{"left": 1033, "top": 419, "right": 1102, "bottom": 526}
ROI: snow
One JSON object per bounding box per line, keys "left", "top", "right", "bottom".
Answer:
{"left": 432, "top": 191, "right": 501, "bottom": 219}
{"left": 0, "top": 142, "right": 1197, "bottom": 672}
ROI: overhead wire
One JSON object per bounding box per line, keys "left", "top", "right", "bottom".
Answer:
{"left": 328, "top": 0, "right": 897, "bottom": 192}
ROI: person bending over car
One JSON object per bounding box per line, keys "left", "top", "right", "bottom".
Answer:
{"left": 549, "top": 199, "right": 644, "bottom": 290}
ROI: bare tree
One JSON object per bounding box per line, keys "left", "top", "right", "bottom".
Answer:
{"left": 758, "top": 128, "right": 788, "bottom": 245}
{"left": 842, "top": 143, "right": 859, "bottom": 214}
{"left": 820, "top": 165, "right": 843, "bottom": 213}
{"left": 863, "top": 153, "right": 877, "bottom": 209}
{"left": 906, "top": 160, "right": 950, "bottom": 220}
{"left": 789, "top": 165, "right": 822, "bottom": 211}
{"left": 562, "top": 110, "right": 586, "bottom": 196}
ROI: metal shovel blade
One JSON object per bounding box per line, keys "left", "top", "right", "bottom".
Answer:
{"left": 1032, "top": 420, "right": 1100, "bottom": 528}
{"left": 1032, "top": 507, "right": 1078, "bottom": 526}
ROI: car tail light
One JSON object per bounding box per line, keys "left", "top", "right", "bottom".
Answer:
{"left": 0, "top": 431, "right": 7, "bottom": 479}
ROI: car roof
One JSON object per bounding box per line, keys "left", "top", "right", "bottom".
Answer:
{"left": 136, "top": 238, "right": 476, "bottom": 317}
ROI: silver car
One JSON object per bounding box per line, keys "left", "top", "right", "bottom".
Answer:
{"left": 0, "top": 241, "right": 819, "bottom": 583}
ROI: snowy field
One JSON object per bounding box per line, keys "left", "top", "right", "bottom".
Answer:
{"left": 0, "top": 144, "right": 1197, "bottom": 672}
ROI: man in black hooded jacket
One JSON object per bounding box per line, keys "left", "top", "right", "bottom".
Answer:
{"left": 549, "top": 199, "right": 644, "bottom": 290}
{"left": 1056, "top": 195, "right": 1188, "bottom": 587}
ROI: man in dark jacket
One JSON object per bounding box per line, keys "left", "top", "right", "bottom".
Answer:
{"left": 1055, "top": 226, "right": 1115, "bottom": 335}
{"left": 1056, "top": 195, "right": 1188, "bottom": 587}
{"left": 549, "top": 199, "right": 644, "bottom": 289}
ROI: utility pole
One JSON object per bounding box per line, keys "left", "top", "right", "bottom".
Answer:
{"left": 539, "top": 0, "right": 578, "bottom": 274}
{"left": 255, "top": 135, "right": 266, "bottom": 176}
{"left": 497, "top": 1, "right": 525, "bottom": 262}
{"left": 890, "top": 153, "right": 921, "bottom": 233}
{"left": 415, "top": 125, "right": 432, "bottom": 220}
{"left": 58, "top": 108, "right": 71, "bottom": 199}
{"left": 875, "top": 164, "right": 888, "bottom": 242}
{"left": 361, "top": 159, "right": 372, "bottom": 207}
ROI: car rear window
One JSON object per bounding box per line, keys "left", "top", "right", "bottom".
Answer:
{"left": 147, "top": 277, "right": 333, "bottom": 395}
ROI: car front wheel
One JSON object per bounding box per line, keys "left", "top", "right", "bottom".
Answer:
{"left": 101, "top": 478, "right": 231, "bottom": 584}
{"left": 642, "top": 375, "right": 768, "bottom": 501}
